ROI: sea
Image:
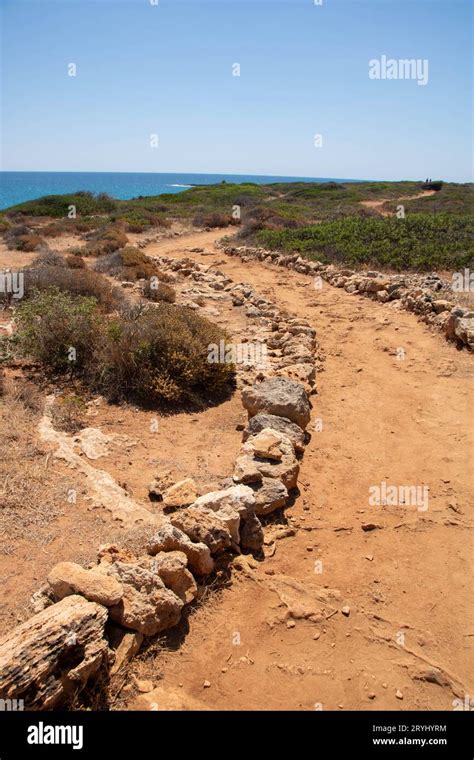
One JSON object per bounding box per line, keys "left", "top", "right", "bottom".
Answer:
{"left": 0, "top": 172, "right": 361, "bottom": 211}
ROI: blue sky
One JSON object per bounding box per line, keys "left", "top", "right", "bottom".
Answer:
{"left": 0, "top": 0, "right": 472, "bottom": 181}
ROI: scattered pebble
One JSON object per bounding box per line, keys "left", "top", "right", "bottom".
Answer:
{"left": 286, "top": 620, "right": 296, "bottom": 629}
{"left": 341, "top": 605, "right": 351, "bottom": 617}
{"left": 396, "top": 690, "right": 403, "bottom": 700}
{"left": 313, "top": 631, "right": 321, "bottom": 640}
{"left": 203, "top": 680, "right": 211, "bottom": 689}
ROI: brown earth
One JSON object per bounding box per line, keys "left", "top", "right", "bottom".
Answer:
{"left": 122, "top": 228, "right": 473, "bottom": 711}
{"left": 0, "top": 224, "right": 472, "bottom": 711}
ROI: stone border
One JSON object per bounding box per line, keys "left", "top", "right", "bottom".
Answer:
{"left": 219, "top": 244, "right": 474, "bottom": 351}
{"left": 0, "top": 259, "right": 319, "bottom": 709}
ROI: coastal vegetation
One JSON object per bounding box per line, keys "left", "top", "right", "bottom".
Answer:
{"left": 1, "top": 180, "right": 472, "bottom": 272}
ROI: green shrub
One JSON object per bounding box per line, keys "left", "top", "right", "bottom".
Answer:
{"left": 256, "top": 213, "right": 474, "bottom": 271}
{"left": 4, "top": 192, "right": 117, "bottom": 218}
{"left": 15, "top": 288, "right": 99, "bottom": 373}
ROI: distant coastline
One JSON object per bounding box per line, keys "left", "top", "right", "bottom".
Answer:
{"left": 0, "top": 171, "right": 365, "bottom": 211}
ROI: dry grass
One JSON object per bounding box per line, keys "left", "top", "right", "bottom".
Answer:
{"left": 0, "top": 381, "right": 72, "bottom": 550}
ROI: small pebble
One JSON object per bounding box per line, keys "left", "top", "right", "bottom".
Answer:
{"left": 203, "top": 680, "right": 211, "bottom": 689}
{"left": 341, "top": 605, "right": 351, "bottom": 617}
{"left": 396, "top": 690, "right": 403, "bottom": 700}
{"left": 286, "top": 620, "right": 296, "bottom": 629}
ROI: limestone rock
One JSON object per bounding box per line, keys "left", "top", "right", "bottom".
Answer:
{"left": 162, "top": 478, "right": 199, "bottom": 509}
{"left": 147, "top": 551, "right": 197, "bottom": 604}
{"left": 147, "top": 523, "right": 214, "bottom": 576}
{"left": 243, "top": 413, "right": 306, "bottom": 454}
{"left": 241, "top": 377, "right": 311, "bottom": 429}
{"left": 240, "top": 511, "right": 264, "bottom": 552}
{"left": 192, "top": 485, "right": 256, "bottom": 518}
{"left": 47, "top": 561, "right": 123, "bottom": 607}
{"left": 233, "top": 454, "right": 263, "bottom": 484}
{"left": 109, "top": 626, "right": 143, "bottom": 676}
{"left": 171, "top": 506, "right": 233, "bottom": 554}
{"left": 250, "top": 478, "right": 288, "bottom": 515}
{"left": 100, "top": 561, "right": 183, "bottom": 636}
{"left": 129, "top": 684, "right": 210, "bottom": 711}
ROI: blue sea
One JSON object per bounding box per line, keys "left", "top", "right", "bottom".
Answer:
{"left": 0, "top": 172, "right": 361, "bottom": 211}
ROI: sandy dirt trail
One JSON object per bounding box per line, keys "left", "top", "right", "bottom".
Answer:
{"left": 359, "top": 189, "right": 436, "bottom": 216}
{"left": 123, "top": 228, "right": 474, "bottom": 712}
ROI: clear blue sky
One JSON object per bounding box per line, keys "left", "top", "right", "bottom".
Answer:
{"left": 0, "top": 0, "right": 472, "bottom": 181}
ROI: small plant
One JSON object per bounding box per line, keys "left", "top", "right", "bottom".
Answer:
{"left": 15, "top": 288, "right": 99, "bottom": 373}
{"left": 66, "top": 254, "right": 86, "bottom": 269}
{"left": 51, "top": 394, "right": 87, "bottom": 433}
{"left": 142, "top": 278, "right": 176, "bottom": 303}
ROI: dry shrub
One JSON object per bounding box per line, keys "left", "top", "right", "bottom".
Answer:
{"left": 142, "top": 278, "right": 176, "bottom": 303}
{"left": 87, "top": 224, "right": 129, "bottom": 256}
{"left": 12, "top": 234, "right": 45, "bottom": 252}
{"left": 92, "top": 303, "right": 235, "bottom": 405}
{"left": 95, "top": 247, "right": 157, "bottom": 281}
{"left": 33, "top": 250, "right": 64, "bottom": 267}
{"left": 24, "top": 266, "right": 125, "bottom": 311}
{"left": 66, "top": 254, "right": 86, "bottom": 269}
{"left": 192, "top": 212, "right": 239, "bottom": 229}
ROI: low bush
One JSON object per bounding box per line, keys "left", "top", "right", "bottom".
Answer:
{"left": 86, "top": 224, "right": 129, "bottom": 256}
{"left": 23, "top": 266, "right": 124, "bottom": 311}
{"left": 14, "top": 292, "right": 234, "bottom": 406}
{"left": 192, "top": 211, "right": 239, "bottom": 228}
{"left": 51, "top": 394, "right": 87, "bottom": 433}
{"left": 4, "top": 191, "right": 117, "bottom": 218}
{"left": 32, "top": 250, "right": 64, "bottom": 267}
{"left": 95, "top": 247, "right": 157, "bottom": 280}
{"left": 7, "top": 232, "right": 46, "bottom": 252}
{"left": 142, "top": 278, "right": 176, "bottom": 303}
{"left": 66, "top": 254, "right": 86, "bottom": 269}
{"left": 91, "top": 304, "right": 234, "bottom": 404}
{"left": 15, "top": 288, "right": 99, "bottom": 373}
{"left": 256, "top": 213, "right": 474, "bottom": 271}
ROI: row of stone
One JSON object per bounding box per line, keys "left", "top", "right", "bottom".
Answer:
{"left": 0, "top": 265, "right": 316, "bottom": 709}
{"left": 220, "top": 244, "right": 474, "bottom": 351}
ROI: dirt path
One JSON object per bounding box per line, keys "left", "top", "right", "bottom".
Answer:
{"left": 359, "top": 190, "right": 436, "bottom": 216}
{"left": 128, "top": 229, "right": 473, "bottom": 711}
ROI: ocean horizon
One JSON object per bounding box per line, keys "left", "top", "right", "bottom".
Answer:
{"left": 0, "top": 171, "right": 365, "bottom": 211}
